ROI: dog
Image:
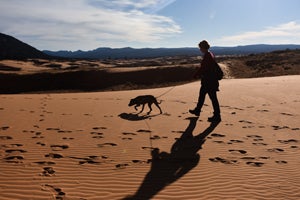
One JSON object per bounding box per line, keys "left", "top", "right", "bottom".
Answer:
{"left": 128, "top": 95, "right": 162, "bottom": 115}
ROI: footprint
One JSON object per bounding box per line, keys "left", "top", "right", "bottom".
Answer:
{"left": 5, "top": 155, "right": 24, "bottom": 161}
{"left": 45, "top": 153, "right": 63, "bottom": 159}
{"left": 172, "top": 130, "right": 185, "bottom": 134}
{"left": 246, "top": 161, "right": 264, "bottom": 167}
{"left": 92, "top": 127, "right": 107, "bottom": 130}
{"left": 0, "top": 126, "right": 10, "bottom": 130}
{"left": 34, "top": 161, "right": 56, "bottom": 165}
{"left": 272, "top": 125, "right": 289, "bottom": 130}
{"left": 142, "top": 146, "right": 157, "bottom": 150}
{"left": 97, "top": 143, "right": 117, "bottom": 148}
{"left": 46, "top": 128, "right": 60, "bottom": 131}
{"left": 0, "top": 136, "right": 13, "bottom": 140}
{"left": 42, "top": 167, "right": 56, "bottom": 176}
{"left": 122, "top": 132, "right": 137, "bottom": 136}
{"left": 116, "top": 163, "right": 129, "bottom": 169}
{"left": 247, "top": 135, "right": 262, "bottom": 139}
{"left": 36, "top": 142, "right": 46, "bottom": 146}
{"left": 5, "top": 149, "right": 27, "bottom": 153}
{"left": 69, "top": 155, "right": 107, "bottom": 165}
{"left": 62, "top": 137, "right": 74, "bottom": 140}
{"left": 257, "top": 109, "right": 269, "bottom": 112}
{"left": 280, "top": 113, "right": 293, "bottom": 116}
{"left": 211, "top": 133, "right": 225, "bottom": 137}
{"left": 229, "top": 149, "right": 247, "bottom": 154}
{"left": 291, "top": 128, "right": 300, "bottom": 131}
{"left": 150, "top": 135, "right": 161, "bottom": 140}
{"left": 42, "top": 184, "right": 65, "bottom": 200}
{"left": 267, "top": 148, "right": 284, "bottom": 152}
{"left": 229, "top": 139, "right": 244, "bottom": 144}
{"left": 241, "top": 157, "right": 256, "bottom": 160}
{"left": 209, "top": 157, "right": 238, "bottom": 164}
{"left": 239, "top": 120, "right": 253, "bottom": 124}
{"left": 278, "top": 139, "right": 298, "bottom": 144}
{"left": 275, "top": 160, "right": 288, "bottom": 164}
{"left": 252, "top": 142, "right": 267, "bottom": 146}
{"left": 137, "top": 129, "right": 152, "bottom": 133}
{"left": 132, "top": 160, "right": 145, "bottom": 164}
{"left": 213, "top": 141, "right": 225, "bottom": 144}
{"left": 50, "top": 145, "right": 69, "bottom": 151}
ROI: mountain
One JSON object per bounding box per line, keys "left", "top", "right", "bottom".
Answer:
{"left": 44, "top": 44, "right": 300, "bottom": 59}
{"left": 1, "top": 33, "right": 300, "bottom": 60}
{"left": 43, "top": 47, "right": 200, "bottom": 59}
{"left": 0, "top": 33, "right": 50, "bottom": 60}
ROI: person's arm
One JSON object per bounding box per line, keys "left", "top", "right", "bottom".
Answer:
{"left": 193, "top": 52, "right": 214, "bottom": 78}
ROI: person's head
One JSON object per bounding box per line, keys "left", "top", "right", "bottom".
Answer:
{"left": 198, "top": 40, "right": 210, "bottom": 53}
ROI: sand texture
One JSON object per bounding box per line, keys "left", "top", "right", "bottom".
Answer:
{"left": 0, "top": 75, "right": 299, "bottom": 200}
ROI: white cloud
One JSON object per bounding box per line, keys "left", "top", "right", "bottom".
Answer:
{"left": 0, "top": 0, "right": 180, "bottom": 50}
{"left": 218, "top": 21, "right": 300, "bottom": 46}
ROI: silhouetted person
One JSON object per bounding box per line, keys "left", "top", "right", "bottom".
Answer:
{"left": 189, "top": 40, "right": 221, "bottom": 122}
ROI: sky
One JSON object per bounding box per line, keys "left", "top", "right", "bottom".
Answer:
{"left": 1, "top": 0, "right": 300, "bottom": 51}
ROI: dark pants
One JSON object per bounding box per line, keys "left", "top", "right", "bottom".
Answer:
{"left": 196, "top": 86, "right": 220, "bottom": 116}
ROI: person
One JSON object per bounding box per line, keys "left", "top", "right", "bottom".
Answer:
{"left": 189, "top": 40, "right": 221, "bottom": 122}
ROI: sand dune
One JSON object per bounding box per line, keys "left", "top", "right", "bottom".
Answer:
{"left": 0, "top": 75, "right": 299, "bottom": 200}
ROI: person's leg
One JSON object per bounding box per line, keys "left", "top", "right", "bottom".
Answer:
{"left": 190, "top": 86, "right": 207, "bottom": 116}
{"left": 208, "top": 91, "right": 221, "bottom": 121}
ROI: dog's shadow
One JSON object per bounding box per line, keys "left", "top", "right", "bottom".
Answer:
{"left": 119, "top": 112, "right": 160, "bottom": 121}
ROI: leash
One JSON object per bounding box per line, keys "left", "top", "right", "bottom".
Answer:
{"left": 155, "top": 85, "right": 176, "bottom": 98}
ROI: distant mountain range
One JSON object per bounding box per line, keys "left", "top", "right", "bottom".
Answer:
{"left": 1, "top": 32, "right": 300, "bottom": 60}
{"left": 44, "top": 45, "right": 300, "bottom": 59}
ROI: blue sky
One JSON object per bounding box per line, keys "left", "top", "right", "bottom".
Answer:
{"left": 1, "top": 0, "right": 300, "bottom": 50}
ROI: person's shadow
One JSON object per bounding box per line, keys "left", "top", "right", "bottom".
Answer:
{"left": 123, "top": 117, "right": 220, "bottom": 200}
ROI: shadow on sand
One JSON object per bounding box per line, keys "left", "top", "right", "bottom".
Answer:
{"left": 119, "top": 112, "right": 160, "bottom": 121}
{"left": 123, "top": 117, "right": 220, "bottom": 200}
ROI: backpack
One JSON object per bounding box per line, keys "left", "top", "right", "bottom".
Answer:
{"left": 214, "top": 62, "right": 224, "bottom": 80}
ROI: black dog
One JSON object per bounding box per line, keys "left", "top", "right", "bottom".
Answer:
{"left": 128, "top": 95, "right": 162, "bottom": 114}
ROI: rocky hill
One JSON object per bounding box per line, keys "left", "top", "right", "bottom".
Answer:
{"left": 0, "top": 33, "right": 50, "bottom": 60}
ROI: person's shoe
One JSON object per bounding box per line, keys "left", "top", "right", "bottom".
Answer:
{"left": 189, "top": 109, "right": 200, "bottom": 116}
{"left": 208, "top": 115, "right": 221, "bottom": 122}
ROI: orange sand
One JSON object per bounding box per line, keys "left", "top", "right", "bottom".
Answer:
{"left": 0, "top": 75, "right": 299, "bottom": 200}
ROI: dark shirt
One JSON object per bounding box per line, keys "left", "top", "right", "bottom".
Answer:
{"left": 194, "top": 51, "right": 219, "bottom": 91}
